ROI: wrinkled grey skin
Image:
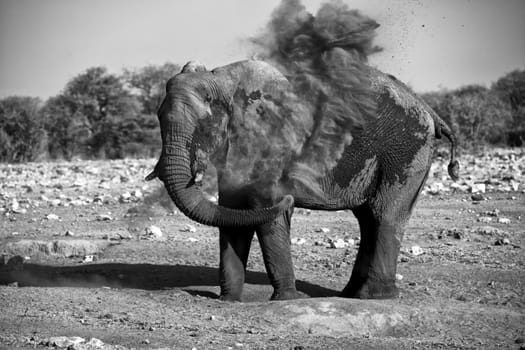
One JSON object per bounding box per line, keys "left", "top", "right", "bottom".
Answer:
{"left": 147, "top": 60, "right": 459, "bottom": 301}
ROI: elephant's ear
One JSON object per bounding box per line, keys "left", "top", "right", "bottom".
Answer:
{"left": 181, "top": 61, "right": 207, "bottom": 73}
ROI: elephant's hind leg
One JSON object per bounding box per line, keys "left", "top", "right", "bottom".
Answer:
{"left": 341, "top": 203, "right": 400, "bottom": 299}
{"left": 342, "top": 167, "right": 430, "bottom": 299}
{"left": 219, "top": 227, "right": 254, "bottom": 301}
{"left": 256, "top": 206, "right": 302, "bottom": 300}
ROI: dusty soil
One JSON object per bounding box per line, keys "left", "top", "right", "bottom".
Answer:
{"left": 1, "top": 150, "right": 524, "bottom": 349}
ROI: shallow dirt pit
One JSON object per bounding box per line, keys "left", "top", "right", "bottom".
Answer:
{"left": 1, "top": 153, "right": 525, "bottom": 349}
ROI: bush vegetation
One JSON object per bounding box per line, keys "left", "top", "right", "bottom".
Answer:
{"left": 0, "top": 65, "right": 523, "bottom": 163}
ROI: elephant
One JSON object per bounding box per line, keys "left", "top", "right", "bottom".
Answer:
{"left": 146, "top": 59, "right": 459, "bottom": 301}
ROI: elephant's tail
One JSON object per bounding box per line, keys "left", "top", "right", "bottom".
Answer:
{"left": 433, "top": 113, "right": 460, "bottom": 181}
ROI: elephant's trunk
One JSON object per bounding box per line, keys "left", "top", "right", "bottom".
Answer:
{"left": 153, "top": 127, "right": 293, "bottom": 227}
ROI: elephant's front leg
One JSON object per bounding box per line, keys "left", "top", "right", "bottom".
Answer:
{"left": 219, "top": 227, "right": 254, "bottom": 301}
{"left": 256, "top": 207, "right": 302, "bottom": 300}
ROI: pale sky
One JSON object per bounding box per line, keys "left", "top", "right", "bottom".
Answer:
{"left": 1, "top": 0, "right": 524, "bottom": 99}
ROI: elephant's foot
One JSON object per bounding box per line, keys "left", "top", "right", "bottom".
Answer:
{"left": 270, "top": 288, "right": 303, "bottom": 301}
{"left": 219, "top": 291, "right": 243, "bottom": 302}
{"left": 341, "top": 279, "right": 399, "bottom": 299}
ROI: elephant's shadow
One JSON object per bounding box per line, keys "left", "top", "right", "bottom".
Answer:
{"left": 0, "top": 262, "right": 339, "bottom": 300}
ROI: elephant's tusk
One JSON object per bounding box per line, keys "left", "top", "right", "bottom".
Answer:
{"left": 145, "top": 170, "right": 158, "bottom": 181}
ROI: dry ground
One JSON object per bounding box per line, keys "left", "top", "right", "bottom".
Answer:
{"left": 1, "top": 150, "right": 524, "bottom": 349}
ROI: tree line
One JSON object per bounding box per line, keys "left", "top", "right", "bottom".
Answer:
{"left": 0, "top": 65, "right": 524, "bottom": 163}
{"left": 0, "top": 63, "right": 180, "bottom": 162}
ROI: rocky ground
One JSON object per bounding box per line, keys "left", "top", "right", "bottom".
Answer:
{"left": 1, "top": 148, "right": 524, "bottom": 349}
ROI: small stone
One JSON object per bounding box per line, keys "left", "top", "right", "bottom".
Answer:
{"left": 329, "top": 238, "right": 348, "bottom": 249}
{"left": 483, "top": 209, "right": 500, "bottom": 217}
{"left": 395, "top": 273, "right": 403, "bottom": 281}
{"left": 471, "top": 193, "right": 484, "bottom": 201}
{"left": 515, "top": 337, "right": 525, "bottom": 344}
{"left": 47, "top": 336, "right": 85, "bottom": 348}
{"left": 65, "top": 230, "right": 74, "bottom": 236}
{"left": 427, "top": 182, "right": 444, "bottom": 195}
{"left": 234, "top": 343, "right": 244, "bottom": 348}
{"left": 146, "top": 225, "right": 163, "bottom": 239}
{"left": 477, "top": 217, "right": 492, "bottom": 223}
{"left": 410, "top": 245, "right": 424, "bottom": 256}
{"left": 209, "top": 315, "right": 216, "bottom": 321}
{"left": 497, "top": 217, "right": 511, "bottom": 224}
{"left": 119, "top": 192, "right": 132, "bottom": 203}
{"left": 477, "top": 226, "right": 504, "bottom": 235}
{"left": 85, "top": 338, "right": 104, "bottom": 347}
{"left": 291, "top": 237, "right": 306, "bottom": 245}
{"left": 452, "top": 230, "right": 464, "bottom": 240}
{"left": 182, "top": 224, "right": 197, "bottom": 233}
{"left": 82, "top": 255, "right": 95, "bottom": 263}
{"left": 314, "top": 240, "right": 329, "bottom": 247}
{"left": 400, "top": 256, "right": 410, "bottom": 263}
{"left": 96, "top": 214, "right": 113, "bottom": 221}
{"left": 49, "top": 199, "right": 61, "bottom": 206}
{"left": 132, "top": 189, "right": 143, "bottom": 198}
{"left": 316, "top": 227, "right": 330, "bottom": 233}
{"left": 494, "top": 238, "right": 510, "bottom": 246}
{"left": 12, "top": 207, "right": 27, "bottom": 214}
{"left": 187, "top": 237, "right": 199, "bottom": 242}
{"left": 46, "top": 213, "right": 60, "bottom": 220}
{"left": 470, "top": 183, "right": 486, "bottom": 194}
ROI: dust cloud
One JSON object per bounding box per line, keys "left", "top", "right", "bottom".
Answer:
{"left": 248, "top": 0, "right": 382, "bottom": 173}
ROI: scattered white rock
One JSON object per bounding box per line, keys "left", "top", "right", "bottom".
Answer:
{"left": 395, "top": 273, "right": 403, "bottom": 281}
{"left": 182, "top": 224, "right": 197, "bottom": 233}
{"left": 427, "top": 182, "right": 444, "bottom": 195}
{"left": 510, "top": 180, "right": 520, "bottom": 191}
{"left": 316, "top": 227, "right": 331, "bottom": 233}
{"left": 329, "top": 238, "right": 348, "bottom": 249}
{"left": 483, "top": 209, "right": 500, "bottom": 217}
{"left": 498, "top": 217, "right": 511, "bottom": 224}
{"left": 477, "top": 217, "right": 492, "bottom": 223}
{"left": 46, "top": 213, "right": 60, "bottom": 220}
{"left": 84, "top": 337, "right": 105, "bottom": 348}
{"left": 410, "top": 245, "right": 424, "bottom": 256}
{"left": 495, "top": 238, "right": 511, "bottom": 246}
{"left": 291, "top": 237, "right": 306, "bottom": 245}
{"left": 187, "top": 237, "right": 199, "bottom": 243}
{"left": 145, "top": 225, "right": 163, "bottom": 239}
{"left": 46, "top": 336, "right": 85, "bottom": 348}
{"left": 49, "top": 199, "right": 61, "bottom": 206}
{"left": 476, "top": 226, "right": 505, "bottom": 236}
{"left": 470, "top": 183, "right": 486, "bottom": 194}
{"left": 82, "top": 255, "right": 95, "bottom": 263}
{"left": 96, "top": 214, "right": 113, "bottom": 221}
{"left": 119, "top": 192, "right": 132, "bottom": 203}
{"left": 314, "top": 240, "right": 330, "bottom": 247}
